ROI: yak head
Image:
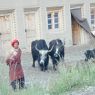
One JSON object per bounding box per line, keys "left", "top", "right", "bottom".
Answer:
{"left": 35, "top": 45, "right": 53, "bottom": 71}
{"left": 54, "top": 41, "right": 64, "bottom": 58}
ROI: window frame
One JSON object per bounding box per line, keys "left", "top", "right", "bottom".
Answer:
{"left": 90, "top": 6, "right": 95, "bottom": 31}
{"left": 47, "top": 10, "right": 60, "bottom": 31}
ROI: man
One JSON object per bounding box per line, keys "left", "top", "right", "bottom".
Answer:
{"left": 6, "top": 39, "right": 25, "bottom": 91}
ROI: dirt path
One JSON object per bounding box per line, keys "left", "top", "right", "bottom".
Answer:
{"left": 66, "top": 86, "right": 95, "bottom": 95}
{"left": 22, "top": 53, "right": 60, "bottom": 89}
{"left": 21, "top": 45, "right": 92, "bottom": 88}
{"left": 1, "top": 44, "right": 95, "bottom": 94}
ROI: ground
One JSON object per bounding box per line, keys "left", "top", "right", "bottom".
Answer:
{"left": 22, "top": 44, "right": 95, "bottom": 93}
{"left": 22, "top": 52, "right": 60, "bottom": 89}
{"left": 0, "top": 44, "right": 95, "bottom": 95}
{"left": 66, "top": 86, "right": 95, "bottom": 95}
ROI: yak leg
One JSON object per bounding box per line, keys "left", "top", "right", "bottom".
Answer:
{"left": 40, "top": 64, "right": 44, "bottom": 71}
{"left": 44, "top": 65, "right": 48, "bottom": 71}
{"left": 32, "top": 60, "right": 35, "bottom": 67}
{"left": 53, "top": 64, "right": 58, "bottom": 71}
{"left": 53, "top": 60, "right": 57, "bottom": 71}
{"left": 51, "top": 58, "right": 57, "bottom": 70}
{"left": 44, "top": 60, "right": 49, "bottom": 71}
{"left": 53, "top": 64, "right": 56, "bottom": 70}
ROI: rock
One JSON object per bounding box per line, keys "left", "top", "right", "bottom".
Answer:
{"left": 66, "top": 86, "right": 95, "bottom": 95}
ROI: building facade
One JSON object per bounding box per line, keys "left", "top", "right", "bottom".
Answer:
{"left": 0, "top": 0, "right": 95, "bottom": 55}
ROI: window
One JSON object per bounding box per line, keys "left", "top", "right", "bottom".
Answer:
{"left": 90, "top": 7, "right": 95, "bottom": 31}
{"left": 48, "top": 13, "right": 52, "bottom": 29}
{"left": 47, "top": 11, "right": 59, "bottom": 30}
{"left": 54, "top": 13, "right": 59, "bottom": 28}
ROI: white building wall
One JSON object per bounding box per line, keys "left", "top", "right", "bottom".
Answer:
{"left": 64, "top": 0, "right": 73, "bottom": 46}
{"left": 66, "top": 0, "right": 95, "bottom": 46}
{"left": 15, "top": 8, "right": 27, "bottom": 49}
{"left": 38, "top": 0, "right": 64, "bottom": 45}
{"left": 0, "top": 0, "right": 95, "bottom": 52}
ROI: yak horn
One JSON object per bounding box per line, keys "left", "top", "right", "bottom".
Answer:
{"left": 35, "top": 44, "right": 40, "bottom": 52}
{"left": 59, "top": 44, "right": 64, "bottom": 49}
{"left": 48, "top": 45, "right": 54, "bottom": 52}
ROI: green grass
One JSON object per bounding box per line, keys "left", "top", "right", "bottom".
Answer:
{"left": 1, "top": 59, "right": 95, "bottom": 95}
{"left": 0, "top": 60, "right": 47, "bottom": 95}
{"left": 49, "top": 61, "right": 95, "bottom": 95}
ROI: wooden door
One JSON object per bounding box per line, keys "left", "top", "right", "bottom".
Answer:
{"left": 72, "top": 16, "right": 81, "bottom": 45}
{"left": 25, "top": 13, "right": 36, "bottom": 51}
{"left": 0, "top": 15, "right": 12, "bottom": 56}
